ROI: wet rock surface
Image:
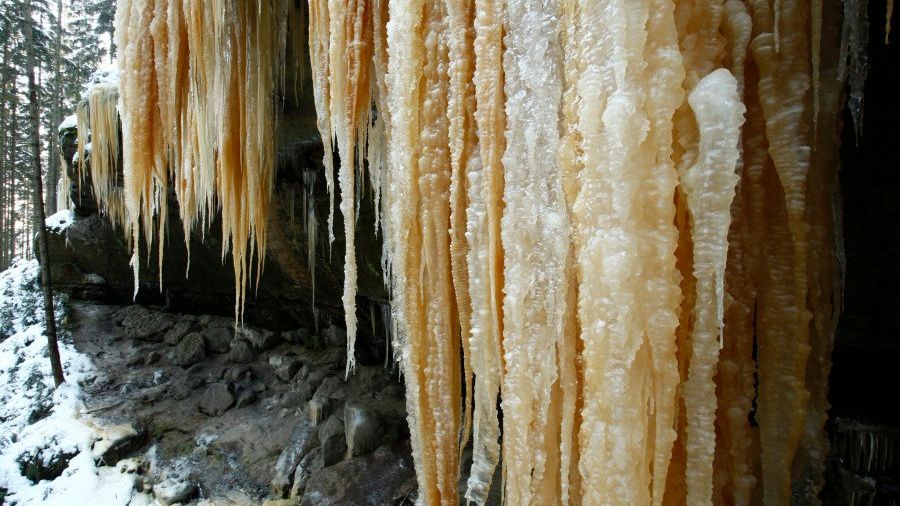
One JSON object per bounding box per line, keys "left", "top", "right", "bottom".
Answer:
{"left": 69, "top": 301, "right": 411, "bottom": 505}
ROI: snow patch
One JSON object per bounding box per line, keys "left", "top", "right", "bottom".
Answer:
{"left": 58, "top": 114, "right": 78, "bottom": 132}
{"left": 0, "top": 260, "right": 155, "bottom": 505}
{"left": 45, "top": 210, "right": 75, "bottom": 233}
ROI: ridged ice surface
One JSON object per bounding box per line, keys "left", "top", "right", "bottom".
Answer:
{"left": 107, "top": 1, "right": 853, "bottom": 504}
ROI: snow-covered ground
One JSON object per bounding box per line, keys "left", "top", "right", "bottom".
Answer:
{"left": 0, "top": 260, "right": 154, "bottom": 505}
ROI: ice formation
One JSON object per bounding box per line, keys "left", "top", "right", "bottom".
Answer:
{"left": 106, "top": 0, "right": 851, "bottom": 503}
{"left": 113, "top": 0, "right": 295, "bottom": 317}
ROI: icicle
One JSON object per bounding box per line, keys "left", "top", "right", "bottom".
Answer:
{"left": 385, "top": 0, "right": 462, "bottom": 503}
{"left": 115, "top": 0, "right": 291, "bottom": 318}
{"left": 465, "top": 0, "right": 505, "bottom": 502}
{"left": 841, "top": 0, "right": 869, "bottom": 141}
{"left": 887, "top": 0, "right": 894, "bottom": 43}
{"left": 573, "top": 0, "right": 684, "bottom": 503}
{"left": 557, "top": 2, "right": 583, "bottom": 502}
{"left": 679, "top": 68, "right": 745, "bottom": 505}
{"left": 444, "top": 0, "right": 475, "bottom": 461}
{"left": 748, "top": 0, "right": 816, "bottom": 502}
{"left": 308, "top": 0, "right": 336, "bottom": 249}
{"left": 499, "top": 1, "right": 568, "bottom": 503}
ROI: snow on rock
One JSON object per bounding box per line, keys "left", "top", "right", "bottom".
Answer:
{"left": 45, "top": 210, "right": 75, "bottom": 233}
{"left": 58, "top": 114, "right": 78, "bottom": 133}
{"left": 0, "top": 260, "right": 154, "bottom": 505}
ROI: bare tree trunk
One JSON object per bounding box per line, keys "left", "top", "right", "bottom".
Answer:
{"left": 24, "top": 0, "right": 64, "bottom": 387}
{"left": 45, "top": 0, "right": 63, "bottom": 212}
{"left": 0, "top": 34, "right": 9, "bottom": 270}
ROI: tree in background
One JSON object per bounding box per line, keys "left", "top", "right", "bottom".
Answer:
{"left": 0, "top": 0, "right": 107, "bottom": 270}
{"left": 23, "top": 0, "right": 64, "bottom": 386}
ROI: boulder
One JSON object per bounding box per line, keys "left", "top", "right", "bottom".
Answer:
{"left": 308, "top": 376, "right": 345, "bottom": 425}
{"left": 174, "top": 332, "right": 206, "bottom": 367}
{"left": 92, "top": 423, "right": 145, "bottom": 466}
{"left": 153, "top": 478, "right": 197, "bottom": 506}
{"left": 202, "top": 324, "right": 234, "bottom": 354}
{"left": 298, "top": 442, "right": 415, "bottom": 506}
{"left": 270, "top": 354, "right": 303, "bottom": 382}
{"left": 272, "top": 417, "right": 318, "bottom": 498}
{"left": 317, "top": 415, "right": 346, "bottom": 467}
{"left": 163, "top": 319, "right": 193, "bottom": 346}
{"left": 238, "top": 326, "right": 280, "bottom": 351}
{"left": 228, "top": 339, "right": 257, "bottom": 364}
{"left": 320, "top": 325, "right": 346, "bottom": 348}
{"left": 343, "top": 403, "right": 383, "bottom": 459}
{"left": 198, "top": 382, "right": 234, "bottom": 416}
{"left": 121, "top": 307, "right": 176, "bottom": 341}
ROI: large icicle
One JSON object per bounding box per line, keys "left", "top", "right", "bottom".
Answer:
{"left": 444, "top": 0, "right": 475, "bottom": 457}
{"left": 385, "top": 1, "right": 462, "bottom": 504}
{"left": 465, "top": 0, "right": 506, "bottom": 502}
{"left": 641, "top": 0, "right": 685, "bottom": 503}
{"left": 325, "top": 0, "right": 374, "bottom": 375}
{"left": 308, "top": 0, "right": 336, "bottom": 248}
{"left": 77, "top": 79, "right": 124, "bottom": 229}
{"left": 679, "top": 68, "right": 745, "bottom": 505}
{"left": 748, "top": 0, "right": 815, "bottom": 502}
{"left": 712, "top": 2, "right": 759, "bottom": 502}
{"left": 574, "top": 0, "right": 666, "bottom": 503}
{"left": 499, "top": 1, "right": 568, "bottom": 503}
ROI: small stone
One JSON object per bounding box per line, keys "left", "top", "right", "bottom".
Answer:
{"left": 281, "top": 391, "right": 303, "bottom": 409}
{"left": 234, "top": 389, "right": 257, "bottom": 409}
{"left": 228, "top": 339, "right": 257, "bottom": 364}
{"left": 153, "top": 478, "right": 196, "bottom": 506}
{"left": 163, "top": 320, "right": 193, "bottom": 346}
{"left": 202, "top": 325, "right": 234, "bottom": 354}
{"left": 238, "top": 327, "right": 279, "bottom": 351}
{"left": 174, "top": 333, "right": 206, "bottom": 367}
{"left": 270, "top": 355, "right": 303, "bottom": 382}
{"left": 144, "top": 351, "right": 161, "bottom": 366}
{"left": 198, "top": 382, "right": 235, "bottom": 416}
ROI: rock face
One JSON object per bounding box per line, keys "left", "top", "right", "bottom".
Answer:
{"left": 67, "top": 301, "right": 411, "bottom": 505}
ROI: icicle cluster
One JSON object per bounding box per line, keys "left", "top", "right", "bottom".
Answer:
{"left": 112, "top": 0, "right": 296, "bottom": 317}
{"left": 105, "top": 0, "right": 850, "bottom": 503}
{"left": 75, "top": 69, "right": 126, "bottom": 229}
{"left": 302, "top": 0, "right": 844, "bottom": 503}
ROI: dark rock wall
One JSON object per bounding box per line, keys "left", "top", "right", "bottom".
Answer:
{"left": 825, "top": 1, "right": 900, "bottom": 503}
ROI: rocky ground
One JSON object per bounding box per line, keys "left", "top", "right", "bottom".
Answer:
{"left": 68, "top": 301, "right": 416, "bottom": 505}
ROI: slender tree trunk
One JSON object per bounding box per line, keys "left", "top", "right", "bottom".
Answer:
{"left": 9, "top": 104, "right": 18, "bottom": 262}
{"left": 45, "top": 0, "right": 64, "bottom": 212}
{"left": 24, "top": 1, "right": 64, "bottom": 387}
{"left": 0, "top": 36, "right": 9, "bottom": 270}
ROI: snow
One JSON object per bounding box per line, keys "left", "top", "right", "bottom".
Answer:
{"left": 81, "top": 65, "right": 120, "bottom": 100}
{"left": 0, "top": 260, "right": 155, "bottom": 505}
{"left": 58, "top": 114, "right": 78, "bottom": 133}
{"left": 45, "top": 210, "right": 74, "bottom": 233}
